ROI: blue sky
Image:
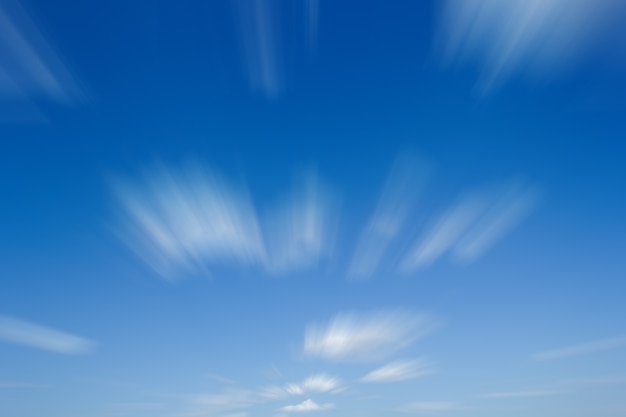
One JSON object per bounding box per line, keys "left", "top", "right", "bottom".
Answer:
{"left": 1, "top": 1, "right": 626, "bottom": 416}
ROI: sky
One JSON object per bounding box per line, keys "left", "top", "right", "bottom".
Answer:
{"left": 1, "top": 0, "right": 626, "bottom": 416}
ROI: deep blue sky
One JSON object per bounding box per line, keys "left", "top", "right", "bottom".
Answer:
{"left": 1, "top": 1, "right": 626, "bottom": 416}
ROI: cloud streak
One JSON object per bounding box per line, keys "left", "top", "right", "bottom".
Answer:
{"left": 112, "top": 164, "right": 338, "bottom": 280}
{"left": 400, "top": 182, "right": 539, "bottom": 273}
{"left": 235, "top": 0, "right": 284, "bottom": 99}
{"left": 399, "top": 196, "right": 486, "bottom": 272}
{"left": 533, "top": 335, "right": 626, "bottom": 361}
{"left": 263, "top": 173, "right": 339, "bottom": 274}
{"left": 112, "top": 164, "right": 266, "bottom": 280}
{"left": 438, "top": 0, "right": 625, "bottom": 92}
{"left": 304, "top": 310, "right": 438, "bottom": 362}
{"left": 360, "top": 359, "right": 435, "bottom": 383}
{"left": 261, "top": 374, "right": 343, "bottom": 399}
{"left": 0, "top": 316, "right": 94, "bottom": 354}
{"left": 348, "top": 154, "right": 430, "bottom": 279}
{"left": 0, "top": 1, "right": 81, "bottom": 104}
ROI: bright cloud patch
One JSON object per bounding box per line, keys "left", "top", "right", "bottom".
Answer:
{"left": 304, "top": 310, "right": 438, "bottom": 362}
{"left": 280, "top": 399, "right": 333, "bottom": 413}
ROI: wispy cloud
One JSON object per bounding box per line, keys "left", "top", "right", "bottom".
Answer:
{"left": 299, "top": 374, "right": 343, "bottom": 395}
{"left": 399, "top": 196, "right": 486, "bottom": 272}
{"left": 0, "top": 1, "right": 82, "bottom": 105}
{"left": 305, "top": 0, "right": 320, "bottom": 52}
{"left": 438, "top": 0, "right": 625, "bottom": 92}
{"left": 533, "top": 335, "right": 626, "bottom": 361}
{"left": 304, "top": 310, "right": 438, "bottom": 362}
{"left": 263, "top": 173, "right": 339, "bottom": 274}
{"left": 0, "top": 316, "right": 94, "bottom": 354}
{"left": 112, "top": 165, "right": 338, "bottom": 280}
{"left": 400, "top": 183, "right": 539, "bottom": 273}
{"left": 396, "top": 401, "right": 465, "bottom": 413}
{"left": 348, "top": 154, "right": 430, "bottom": 279}
{"left": 112, "top": 164, "right": 266, "bottom": 280}
{"left": 235, "top": 0, "right": 284, "bottom": 99}
{"left": 280, "top": 399, "right": 334, "bottom": 413}
{"left": 453, "top": 185, "right": 540, "bottom": 263}
{"left": 360, "top": 358, "right": 435, "bottom": 383}
{"left": 261, "top": 374, "right": 343, "bottom": 400}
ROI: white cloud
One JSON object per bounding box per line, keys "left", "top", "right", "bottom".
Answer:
{"left": 438, "top": 0, "right": 625, "bottom": 92}
{"left": 348, "top": 154, "right": 430, "bottom": 279}
{"left": 280, "top": 399, "right": 333, "bottom": 413}
{"left": 304, "top": 310, "right": 438, "bottom": 362}
{"left": 360, "top": 359, "right": 435, "bottom": 383}
{"left": 0, "top": 316, "right": 94, "bottom": 354}
{"left": 261, "top": 374, "right": 343, "bottom": 400}
{"left": 300, "top": 374, "right": 343, "bottom": 394}
{"left": 112, "top": 165, "right": 338, "bottom": 280}
{"left": 112, "top": 164, "right": 266, "bottom": 280}
{"left": 0, "top": 2, "right": 81, "bottom": 103}
{"left": 533, "top": 336, "right": 626, "bottom": 361}
{"left": 396, "top": 402, "right": 465, "bottom": 413}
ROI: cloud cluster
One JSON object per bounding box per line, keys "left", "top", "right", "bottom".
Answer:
{"left": 112, "top": 164, "right": 338, "bottom": 280}
{"left": 187, "top": 374, "right": 341, "bottom": 416}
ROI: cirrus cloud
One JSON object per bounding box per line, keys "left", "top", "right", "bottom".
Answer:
{"left": 303, "top": 310, "right": 439, "bottom": 362}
